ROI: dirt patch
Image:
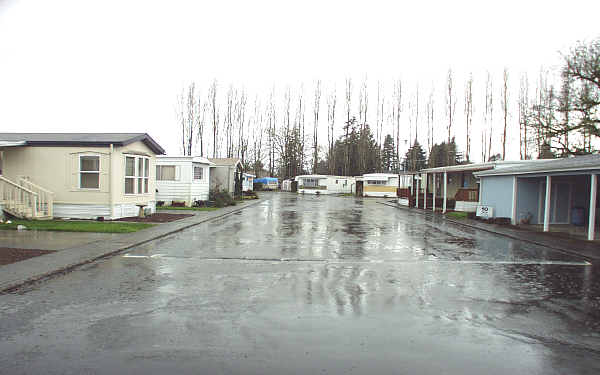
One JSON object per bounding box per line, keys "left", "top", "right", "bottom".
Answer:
{"left": 0, "top": 247, "right": 56, "bottom": 266}
{"left": 112, "top": 213, "right": 193, "bottom": 223}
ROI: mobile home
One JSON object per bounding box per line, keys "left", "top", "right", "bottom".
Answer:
{"left": 242, "top": 173, "right": 255, "bottom": 192}
{"left": 255, "top": 177, "right": 279, "bottom": 190}
{"left": 362, "top": 173, "right": 399, "bottom": 198}
{"left": 155, "top": 156, "right": 213, "bottom": 206}
{"left": 296, "top": 175, "right": 355, "bottom": 195}
{"left": 0, "top": 133, "right": 165, "bottom": 219}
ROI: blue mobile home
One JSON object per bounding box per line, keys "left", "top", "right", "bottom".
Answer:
{"left": 255, "top": 177, "right": 279, "bottom": 190}
{"left": 475, "top": 154, "right": 600, "bottom": 240}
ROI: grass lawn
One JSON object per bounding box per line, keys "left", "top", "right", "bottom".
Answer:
{"left": 157, "top": 206, "right": 220, "bottom": 211}
{"left": 0, "top": 220, "right": 154, "bottom": 233}
{"left": 445, "top": 211, "right": 468, "bottom": 219}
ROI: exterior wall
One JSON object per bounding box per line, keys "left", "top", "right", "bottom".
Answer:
{"left": 242, "top": 175, "right": 254, "bottom": 192}
{"left": 1, "top": 140, "right": 158, "bottom": 219}
{"left": 363, "top": 177, "right": 398, "bottom": 197}
{"left": 427, "top": 171, "right": 476, "bottom": 198}
{"left": 297, "top": 176, "right": 354, "bottom": 194}
{"left": 479, "top": 175, "right": 514, "bottom": 218}
{"left": 156, "top": 160, "right": 210, "bottom": 205}
{"left": 516, "top": 177, "right": 542, "bottom": 224}
{"left": 210, "top": 166, "right": 234, "bottom": 193}
{"left": 454, "top": 201, "right": 478, "bottom": 212}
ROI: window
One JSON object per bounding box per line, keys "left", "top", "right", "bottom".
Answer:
{"left": 303, "top": 178, "right": 319, "bottom": 187}
{"left": 125, "top": 155, "right": 150, "bottom": 194}
{"left": 193, "top": 164, "right": 203, "bottom": 180}
{"left": 157, "top": 165, "right": 176, "bottom": 181}
{"left": 80, "top": 155, "right": 100, "bottom": 189}
{"left": 367, "top": 180, "right": 386, "bottom": 185}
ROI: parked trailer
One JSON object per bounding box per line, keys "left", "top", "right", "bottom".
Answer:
{"left": 255, "top": 177, "right": 279, "bottom": 190}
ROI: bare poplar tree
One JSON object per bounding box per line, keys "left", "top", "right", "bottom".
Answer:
{"left": 177, "top": 83, "right": 200, "bottom": 156}
{"left": 344, "top": 78, "right": 352, "bottom": 176}
{"left": 327, "top": 87, "right": 337, "bottom": 174}
{"left": 267, "top": 88, "right": 276, "bottom": 176}
{"left": 296, "top": 84, "right": 305, "bottom": 176}
{"left": 414, "top": 84, "right": 419, "bottom": 142}
{"left": 501, "top": 68, "right": 509, "bottom": 160}
{"left": 251, "top": 96, "right": 264, "bottom": 176}
{"left": 312, "top": 80, "right": 321, "bottom": 173}
{"left": 446, "top": 69, "right": 456, "bottom": 145}
{"left": 358, "top": 78, "right": 369, "bottom": 172}
{"left": 236, "top": 89, "right": 248, "bottom": 166}
{"left": 518, "top": 73, "right": 530, "bottom": 159}
{"left": 464, "top": 74, "right": 473, "bottom": 162}
{"left": 393, "top": 79, "right": 402, "bottom": 171}
{"left": 224, "top": 86, "right": 235, "bottom": 158}
{"left": 483, "top": 72, "right": 494, "bottom": 161}
{"left": 197, "top": 97, "right": 208, "bottom": 157}
{"left": 427, "top": 85, "right": 434, "bottom": 156}
{"left": 208, "top": 80, "right": 219, "bottom": 158}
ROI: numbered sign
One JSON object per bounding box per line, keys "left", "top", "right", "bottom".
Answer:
{"left": 476, "top": 205, "right": 493, "bottom": 219}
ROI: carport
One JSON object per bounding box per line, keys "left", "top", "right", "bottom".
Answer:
{"left": 476, "top": 155, "right": 600, "bottom": 241}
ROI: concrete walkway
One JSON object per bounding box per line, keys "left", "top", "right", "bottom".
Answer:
{"left": 380, "top": 201, "right": 600, "bottom": 262}
{"left": 0, "top": 200, "right": 262, "bottom": 293}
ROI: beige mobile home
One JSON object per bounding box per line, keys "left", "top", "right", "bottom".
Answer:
{"left": 362, "top": 173, "right": 399, "bottom": 198}
{"left": 0, "top": 133, "right": 165, "bottom": 219}
{"left": 155, "top": 156, "right": 213, "bottom": 206}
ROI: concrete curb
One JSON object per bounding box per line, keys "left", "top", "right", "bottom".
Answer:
{"left": 378, "top": 201, "right": 598, "bottom": 263}
{"left": 0, "top": 199, "right": 262, "bottom": 293}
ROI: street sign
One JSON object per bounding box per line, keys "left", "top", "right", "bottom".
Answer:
{"left": 476, "top": 205, "right": 493, "bottom": 219}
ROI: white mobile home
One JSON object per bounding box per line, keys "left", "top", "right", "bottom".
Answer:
{"left": 295, "top": 175, "right": 355, "bottom": 195}
{"left": 281, "top": 179, "right": 293, "bottom": 191}
{"left": 361, "top": 173, "right": 399, "bottom": 198}
{"left": 155, "top": 156, "right": 213, "bottom": 206}
{"left": 242, "top": 173, "right": 255, "bottom": 192}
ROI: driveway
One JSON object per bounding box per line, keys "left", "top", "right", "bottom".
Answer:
{"left": 1, "top": 192, "right": 599, "bottom": 374}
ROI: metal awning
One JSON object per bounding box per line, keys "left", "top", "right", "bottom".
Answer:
{"left": 363, "top": 175, "right": 389, "bottom": 181}
{"left": 0, "top": 140, "right": 26, "bottom": 147}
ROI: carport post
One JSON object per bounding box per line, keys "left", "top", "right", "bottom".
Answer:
{"left": 544, "top": 175, "right": 552, "bottom": 232}
{"left": 423, "top": 173, "right": 427, "bottom": 210}
{"left": 511, "top": 176, "right": 518, "bottom": 225}
{"left": 416, "top": 176, "right": 420, "bottom": 208}
{"left": 443, "top": 171, "right": 447, "bottom": 213}
{"left": 432, "top": 173, "right": 436, "bottom": 212}
{"left": 588, "top": 174, "right": 597, "bottom": 241}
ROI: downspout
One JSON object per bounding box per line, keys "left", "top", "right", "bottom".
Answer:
{"left": 109, "top": 144, "right": 114, "bottom": 219}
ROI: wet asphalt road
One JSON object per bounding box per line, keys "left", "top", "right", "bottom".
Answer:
{"left": 1, "top": 192, "right": 600, "bottom": 374}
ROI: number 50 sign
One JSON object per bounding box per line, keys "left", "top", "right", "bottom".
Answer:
{"left": 476, "top": 205, "right": 494, "bottom": 219}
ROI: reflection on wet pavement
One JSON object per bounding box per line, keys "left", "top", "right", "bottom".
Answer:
{"left": 1, "top": 192, "right": 599, "bottom": 374}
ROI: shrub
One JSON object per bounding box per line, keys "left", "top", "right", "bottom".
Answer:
{"left": 172, "top": 201, "right": 186, "bottom": 207}
{"left": 209, "top": 189, "right": 235, "bottom": 208}
{"left": 253, "top": 182, "right": 264, "bottom": 191}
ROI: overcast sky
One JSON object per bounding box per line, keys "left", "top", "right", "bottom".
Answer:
{"left": 1, "top": 0, "right": 599, "bottom": 160}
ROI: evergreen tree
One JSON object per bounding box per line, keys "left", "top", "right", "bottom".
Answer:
{"left": 381, "top": 134, "right": 397, "bottom": 172}
{"left": 403, "top": 140, "right": 427, "bottom": 172}
{"left": 428, "top": 138, "right": 461, "bottom": 168}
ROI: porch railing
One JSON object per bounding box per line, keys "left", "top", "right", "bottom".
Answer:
{"left": 454, "top": 188, "right": 479, "bottom": 202}
{"left": 0, "top": 175, "right": 39, "bottom": 219}
{"left": 19, "top": 178, "right": 54, "bottom": 218}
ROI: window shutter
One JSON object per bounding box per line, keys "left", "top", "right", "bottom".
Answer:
{"left": 175, "top": 165, "right": 181, "bottom": 181}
